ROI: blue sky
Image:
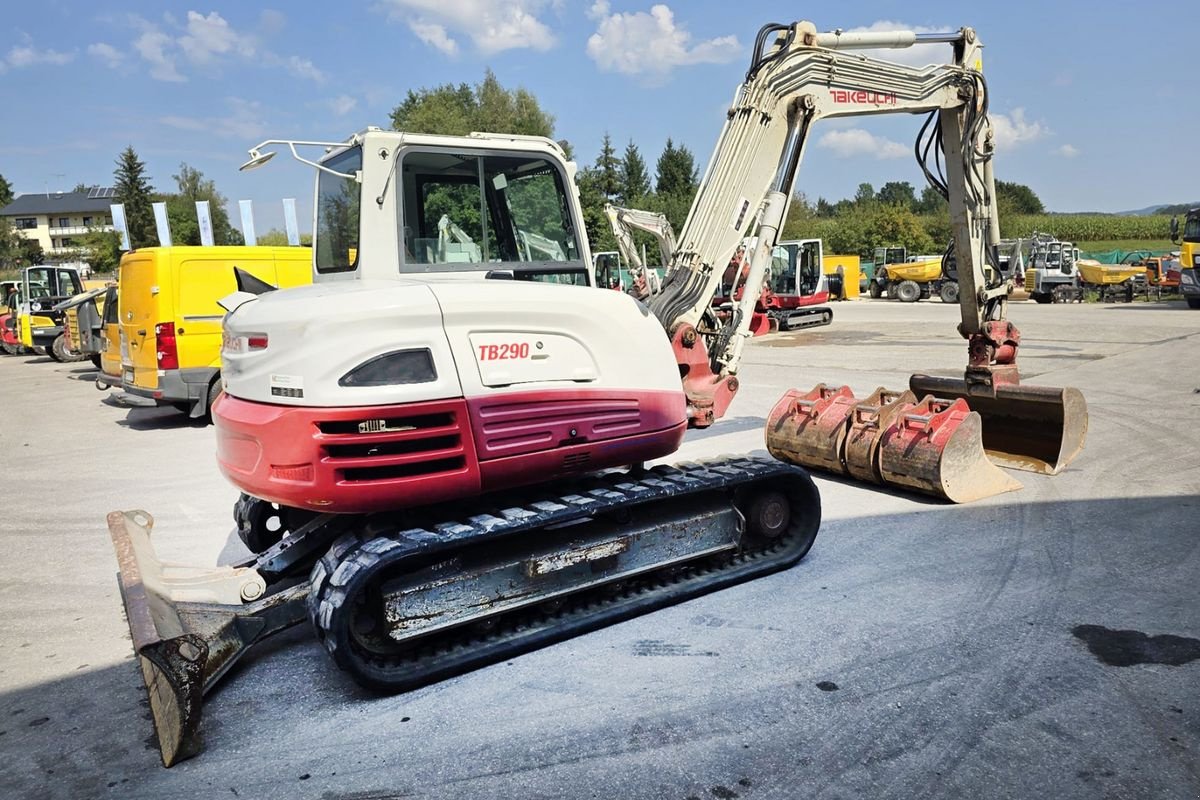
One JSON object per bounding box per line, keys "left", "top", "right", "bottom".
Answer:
{"left": 1, "top": 1, "right": 1195, "bottom": 235}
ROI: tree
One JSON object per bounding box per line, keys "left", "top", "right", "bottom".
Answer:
{"left": 257, "top": 228, "right": 312, "bottom": 246}
{"left": 113, "top": 146, "right": 155, "bottom": 249}
{"left": 575, "top": 167, "right": 616, "bottom": 253}
{"left": 853, "top": 182, "right": 877, "bottom": 207}
{"left": 78, "top": 228, "right": 122, "bottom": 274}
{"left": 0, "top": 174, "right": 15, "bottom": 208}
{"left": 390, "top": 69, "right": 554, "bottom": 137}
{"left": 595, "top": 133, "right": 620, "bottom": 201}
{"left": 0, "top": 219, "right": 22, "bottom": 267}
{"left": 655, "top": 138, "right": 698, "bottom": 198}
{"left": 995, "top": 180, "right": 1044, "bottom": 215}
{"left": 160, "top": 162, "right": 241, "bottom": 245}
{"left": 18, "top": 237, "right": 45, "bottom": 266}
{"left": 914, "top": 185, "right": 948, "bottom": 216}
{"left": 877, "top": 181, "right": 917, "bottom": 209}
{"left": 618, "top": 140, "right": 650, "bottom": 205}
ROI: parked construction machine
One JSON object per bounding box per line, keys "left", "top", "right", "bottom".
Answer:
{"left": 109, "top": 20, "right": 1086, "bottom": 766}
{"left": 1171, "top": 209, "right": 1200, "bottom": 308}
{"left": 603, "top": 203, "right": 670, "bottom": 298}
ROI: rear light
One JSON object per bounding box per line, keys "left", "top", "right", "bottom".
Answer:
{"left": 155, "top": 321, "right": 178, "bottom": 370}
{"left": 222, "top": 331, "right": 269, "bottom": 353}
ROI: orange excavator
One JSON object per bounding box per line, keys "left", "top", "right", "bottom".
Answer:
{"left": 108, "top": 20, "right": 1086, "bottom": 766}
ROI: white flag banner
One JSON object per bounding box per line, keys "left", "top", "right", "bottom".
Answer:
{"left": 196, "top": 200, "right": 214, "bottom": 246}
{"left": 239, "top": 200, "right": 257, "bottom": 246}
{"left": 152, "top": 202, "right": 172, "bottom": 247}
{"left": 110, "top": 203, "right": 131, "bottom": 250}
{"left": 282, "top": 198, "right": 300, "bottom": 246}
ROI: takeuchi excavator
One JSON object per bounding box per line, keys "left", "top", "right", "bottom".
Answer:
{"left": 109, "top": 20, "right": 1086, "bottom": 766}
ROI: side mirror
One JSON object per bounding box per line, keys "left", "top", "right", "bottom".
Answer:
{"left": 1169, "top": 216, "right": 1180, "bottom": 244}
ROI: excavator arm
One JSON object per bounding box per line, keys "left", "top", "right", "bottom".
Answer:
{"left": 654, "top": 20, "right": 1084, "bottom": 493}
{"left": 650, "top": 22, "right": 1008, "bottom": 421}
{"left": 603, "top": 203, "right": 674, "bottom": 296}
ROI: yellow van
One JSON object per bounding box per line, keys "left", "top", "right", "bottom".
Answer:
{"left": 117, "top": 246, "right": 312, "bottom": 418}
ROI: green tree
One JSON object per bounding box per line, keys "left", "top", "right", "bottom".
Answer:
{"left": 877, "top": 181, "right": 917, "bottom": 209}
{"left": 18, "top": 237, "right": 45, "bottom": 266}
{"left": 914, "top": 185, "right": 948, "bottom": 216}
{"left": 619, "top": 140, "right": 650, "bottom": 205}
{"left": 390, "top": 69, "right": 554, "bottom": 137}
{"left": 866, "top": 204, "right": 934, "bottom": 255}
{"left": 576, "top": 167, "right": 616, "bottom": 253}
{"left": 78, "top": 228, "right": 123, "bottom": 274}
{"left": 654, "top": 138, "right": 698, "bottom": 198}
{"left": 995, "top": 180, "right": 1044, "bottom": 215}
{"left": 0, "top": 219, "right": 22, "bottom": 268}
{"left": 595, "top": 133, "right": 620, "bottom": 201}
{"left": 113, "top": 146, "right": 155, "bottom": 249}
{"left": 257, "top": 228, "right": 312, "bottom": 246}
{"left": 0, "top": 174, "right": 15, "bottom": 208}
{"left": 160, "top": 163, "right": 241, "bottom": 246}
{"left": 853, "top": 182, "right": 877, "bottom": 207}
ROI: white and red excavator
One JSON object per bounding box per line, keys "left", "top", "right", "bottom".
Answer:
{"left": 109, "top": 20, "right": 1086, "bottom": 766}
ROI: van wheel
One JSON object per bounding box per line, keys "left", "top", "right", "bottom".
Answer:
{"left": 206, "top": 379, "right": 223, "bottom": 423}
{"left": 51, "top": 333, "right": 88, "bottom": 363}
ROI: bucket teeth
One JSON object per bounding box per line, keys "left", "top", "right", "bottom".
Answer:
{"left": 765, "top": 385, "right": 1023, "bottom": 503}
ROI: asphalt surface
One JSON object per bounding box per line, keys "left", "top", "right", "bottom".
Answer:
{"left": 1, "top": 297, "right": 1198, "bottom": 800}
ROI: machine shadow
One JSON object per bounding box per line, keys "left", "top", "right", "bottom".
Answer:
{"left": 3, "top": 493, "right": 1195, "bottom": 800}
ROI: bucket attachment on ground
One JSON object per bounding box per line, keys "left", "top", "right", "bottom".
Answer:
{"left": 843, "top": 388, "right": 917, "bottom": 484}
{"left": 909, "top": 374, "right": 1088, "bottom": 475}
{"left": 765, "top": 384, "right": 1023, "bottom": 503}
{"left": 108, "top": 510, "right": 307, "bottom": 766}
{"left": 765, "top": 384, "right": 858, "bottom": 475}
{"left": 877, "top": 396, "right": 1023, "bottom": 503}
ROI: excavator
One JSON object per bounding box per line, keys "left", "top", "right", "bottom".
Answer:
{"left": 603, "top": 202, "right": 671, "bottom": 297}
{"left": 108, "top": 20, "right": 1087, "bottom": 766}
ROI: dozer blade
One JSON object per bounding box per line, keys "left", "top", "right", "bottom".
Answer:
{"left": 107, "top": 510, "right": 307, "bottom": 767}
{"left": 843, "top": 388, "right": 917, "bottom": 484}
{"left": 878, "top": 396, "right": 1023, "bottom": 504}
{"left": 909, "top": 374, "right": 1088, "bottom": 475}
{"left": 765, "top": 383, "right": 857, "bottom": 475}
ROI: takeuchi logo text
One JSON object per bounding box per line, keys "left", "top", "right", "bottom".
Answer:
{"left": 831, "top": 89, "right": 898, "bottom": 105}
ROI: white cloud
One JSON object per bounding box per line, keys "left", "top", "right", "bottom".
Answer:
{"left": 1056, "top": 144, "right": 1079, "bottom": 158}
{"left": 179, "top": 10, "right": 257, "bottom": 64}
{"left": 409, "top": 21, "right": 459, "bottom": 56}
{"left": 587, "top": 4, "right": 740, "bottom": 86}
{"left": 4, "top": 38, "right": 76, "bottom": 69}
{"left": 160, "top": 97, "right": 268, "bottom": 140}
{"left": 816, "top": 128, "right": 908, "bottom": 160}
{"left": 132, "top": 24, "right": 185, "bottom": 82}
{"left": 990, "top": 108, "right": 1047, "bottom": 151}
{"left": 329, "top": 94, "right": 358, "bottom": 116}
{"left": 87, "top": 42, "right": 125, "bottom": 68}
{"left": 843, "top": 21, "right": 954, "bottom": 68}
{"left": 378, "top": 0, "right": 556, "bottom": 55}
{"left": 126, "top": 12, "right": 323, "bottom": 83}
{"left": 280, "top": 54, "right": 325, "bottom": 82}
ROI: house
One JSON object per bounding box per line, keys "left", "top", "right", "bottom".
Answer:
{"left": 0, "top": 187, "right": 117, "bottom": 262}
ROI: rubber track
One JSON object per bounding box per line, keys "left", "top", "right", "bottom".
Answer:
{"left": 307, "top": 455, "right": 818, "bottom": 692}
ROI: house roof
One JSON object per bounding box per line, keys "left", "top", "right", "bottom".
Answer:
{"left": 0, "top": 188, "right": 118, "bottom": 217}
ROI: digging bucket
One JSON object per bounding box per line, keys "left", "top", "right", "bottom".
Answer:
{"left": 878, "top": 396, "right": 1023, "bottom": 503}
{"left": 765, "top": 383, "right": 858, "bottom": 475}
{"left": 909, "top": 374, "right": 1088, "bottom": 475}
{"left": 108, "top": 511, "right": 307, "bottom": 766}
{"left": 843, "top": 388, "right": 917, "bottom": 484}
